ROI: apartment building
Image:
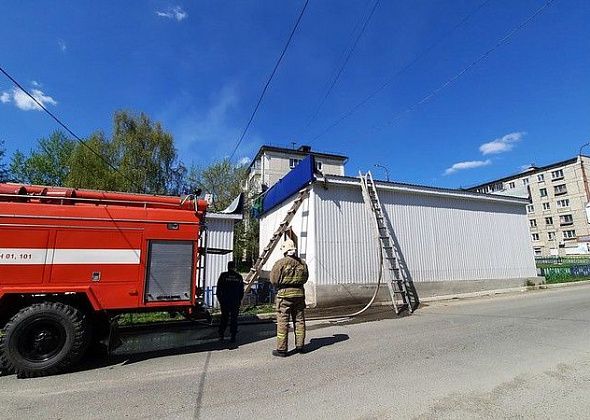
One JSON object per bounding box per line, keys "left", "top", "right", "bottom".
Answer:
{"left": 469, "top": 156, "right": 590, "bottom": 256}
{"left": 247, "top": 145, "right": 348, "bottom": 192}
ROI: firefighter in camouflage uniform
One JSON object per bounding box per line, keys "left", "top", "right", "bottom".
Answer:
{"left": 270, "top": 238, "right": 309, "bottom": 357}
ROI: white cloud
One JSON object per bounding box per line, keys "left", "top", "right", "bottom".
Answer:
{"left": 31, "top": 80, "right": 41, "bottom": 87}
{"left": 156, "top": 6, "right": 187, "bottom": 21}
{"left": 0, "top": 87, "right": 57, "bottom": 111}
{"left": 157, "top": 84, "right": 261, "bottom": 161}
{"left": 479, "top": 131, "right": 526, "bottom": 155}
{"left": 444, "top": 159, "right": 491, "bottom": 175}
{"left": 238, "top": 157, "right": 251, "bottom": 166}
{"left": 58, "top": 39, "right": 67, "bottom": 52}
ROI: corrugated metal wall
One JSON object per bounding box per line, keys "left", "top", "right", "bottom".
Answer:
{"left": 203, "top": 216, "right": 238, "bottom": 307}
{"left": 312, "top": 182, "right": 537, "bottom": 284}
{"left": 258, "top": 192, "right": 317, "bottom": 304}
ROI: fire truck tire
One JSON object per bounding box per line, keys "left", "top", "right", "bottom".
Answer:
{"left": 0, "top": 302, "right": 91, "bottom": 378}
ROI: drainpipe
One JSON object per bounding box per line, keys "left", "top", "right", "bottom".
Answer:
{"left": 579, "top": 144, "right": 590, "bottom": 237}
{"left": 579, "top": 143, "right": 590, "bottom": 202}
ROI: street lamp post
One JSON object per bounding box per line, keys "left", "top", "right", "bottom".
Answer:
{"left": 374, "top": 164, "right": 390, "bottom": 182}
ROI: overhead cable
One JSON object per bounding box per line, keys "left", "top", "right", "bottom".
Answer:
{"left": 364, "top": 0, "right": 556, "bottom": 136}
{"left": 228, "top": 0, "right": 310, "bottom": 161}
{"left": 301, "top": 0, "right": 380, "bottom": 136}
{"left": 308, "top": 0, "right": 493, "bottom": 143}
{"left": 0, "top": 65, "right": 142, "bottom": 191}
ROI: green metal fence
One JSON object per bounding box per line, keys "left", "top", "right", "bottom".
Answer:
{"left": 536, "top": 256, "right": 590, "bottom": 265}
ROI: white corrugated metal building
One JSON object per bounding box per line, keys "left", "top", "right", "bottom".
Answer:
{"left": 202, "top": 213, "right": 242, "bottom": 308}
{"left": 259, "top": 175, "right": 539, "bottom": 307}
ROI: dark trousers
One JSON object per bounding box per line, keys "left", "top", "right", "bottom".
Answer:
{"left": 219, "top": 305, "right": 239, "bottom": 337}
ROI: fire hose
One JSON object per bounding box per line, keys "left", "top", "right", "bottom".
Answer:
{"left": 306, "top": 235, "right": 385, "bottom": 321}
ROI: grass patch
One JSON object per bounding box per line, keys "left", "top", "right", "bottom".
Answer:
{"left": 240, "top": 304, "right": 275, "bottom": 316}
{"left": 544, "top": 276, "right": 590, "bottom": 285}
{"left": 117, "top": 311, "right": 184, "bottom": 326}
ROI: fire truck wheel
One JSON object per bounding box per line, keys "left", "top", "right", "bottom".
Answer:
{"left": 0, "top": 302, "right": 90, "bottom": 378}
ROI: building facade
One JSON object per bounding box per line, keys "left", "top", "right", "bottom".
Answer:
{"left": 247, "top": 145, "right": 347, "bottom": 193}
{"left": 470, "top": 156, "right": 590, "bottom": 257}
{"left": 259, "top": 175, "right": 538, "bottom": 307}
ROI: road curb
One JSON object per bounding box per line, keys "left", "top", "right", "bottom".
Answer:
{"left": 415, "top": 279, "right": 590, "bottom": 304}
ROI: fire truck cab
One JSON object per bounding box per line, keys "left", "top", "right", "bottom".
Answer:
{"left": 0, "top": 183, "right": 210, "bottom": 377}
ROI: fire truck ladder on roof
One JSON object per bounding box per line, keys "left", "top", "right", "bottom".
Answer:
{"left": 243, "top": 185, "right": 312, "bottom": 296}
{"left": 359, "top": 171, "right": 414, "bottom": 315}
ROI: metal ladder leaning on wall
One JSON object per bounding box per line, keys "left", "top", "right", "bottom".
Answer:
{"left": 242, "top": 185, "right": 312, "bottom": 296}
{"left": 359, "top": 171, "right": 413, "bottom": 314}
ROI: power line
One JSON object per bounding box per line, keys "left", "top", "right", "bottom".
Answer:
{"left": 300, "top": 0, "right": 380, "bottom": 136}
{"left": 229, "top": 0, "right": 310, "bottom": 161}
{"left": 0, "top": 65, "right": 142, "bottom": 191}
{"left": 308, "top": 0, "right": 493, "bottom": 143}
{"left": 364, "top": 0, "right": 556, "bottom": 136}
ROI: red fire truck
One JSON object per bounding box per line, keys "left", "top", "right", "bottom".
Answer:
{"left": 0, "top": 183, "right": 211, "bottom": 377}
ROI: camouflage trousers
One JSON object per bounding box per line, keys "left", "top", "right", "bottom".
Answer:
{"left": 275, "top": 296, "right": 306, "bottom": 352}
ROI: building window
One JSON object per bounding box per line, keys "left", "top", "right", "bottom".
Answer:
{"left": 532, "top": 233, "right": 540, "bottom": 241}
{"left": 539, "top": 188, "right": 547, "bottom": 197}
{"left": 563, "top": 230, "right": 576, "bottom": 239}
{"left": 530, "top": 219, "right": 537, "bottom": 228}
{"left": 534, "top": 247, "right": 542, "bottom": 256}
{"left": 526, "top": 204, "right": 534, "bottom": 213}
{"left": 488, "top": 182, "right": 503, "bottom": 192}
{"left": 557, "top": 199, "right": 570, "bottom": 208}
{"left": 545, "top": 217, "right": 553, "bottom": 225}
{"left": 548, "top": 231, "right": 556, "bottom": 240}
{"left": 537, "top": 174, "right": 545, "bottom": 182}
{"left": 289, "top": 158, "right": 301, "bottom": 169}
{"left": 508, "top": 181, "right": 515, "bottom": 189}
{"left": 542, "top": 202, "right": 550, "bottom": 210}
{"left": 316, "top": 161, "right": 323, "bottom": 171}
{"left": 559, "top": 214, "right": 573, "bottom": 226}
{"left": 551, "top": 169, "right": 564, "bottom": 180}
{"left": 554, "top": 184, "right": 567, "bottom": 195}
{"left": 523, "top": 178, "right": 530, "bottom": 186}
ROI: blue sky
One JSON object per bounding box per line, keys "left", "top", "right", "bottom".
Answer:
{"left": 0, "top": 0, "right": 588, "bottom": 188}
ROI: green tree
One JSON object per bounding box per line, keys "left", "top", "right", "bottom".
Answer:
{"left": 187, "top": 158, "right": 248, "bottom": 212}
{"left": 0, "top": 140, "right": 9, "bottom": 182}
{"left": 67, "top": 132, "right": 118, "bottom": 190}
{"left": 234, "top": 218, "right": 259, "bottom": 270}
{"left": 9, "top": 131, "right": 76, "bottom": 185}
{"left": 11, "top": 111, "right": 186, "bottom": 194}
{"left": 109, "top": 111, "right": 185, "bottom": 194}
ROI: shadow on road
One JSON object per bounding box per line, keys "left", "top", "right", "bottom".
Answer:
{"left": 1, "top": 316, "right": 356, "bottom": 378}
{"left": 303, "top": 333, "right": 349, "bottom": 354}
{"left": 68, "top": 320, "right": 278, "bottom": 375}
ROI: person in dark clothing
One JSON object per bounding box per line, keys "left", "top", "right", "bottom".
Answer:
{"left": 216, "top": 261, "right": 244, "bottom": 342}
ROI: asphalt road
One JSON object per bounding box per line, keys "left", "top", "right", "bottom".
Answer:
{"left": 2, "top": 285, "right": 590, "bottom": 419}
